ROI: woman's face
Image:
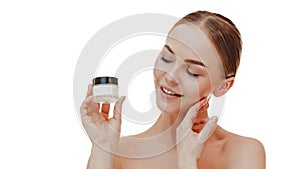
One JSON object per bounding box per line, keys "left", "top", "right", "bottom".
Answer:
{"left": 153, "top": 24, "right": 226, "bottom": 114}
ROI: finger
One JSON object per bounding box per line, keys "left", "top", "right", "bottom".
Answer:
{"left": 101, "top": 103, "right": 110, "bottom": 114}
{"left": 193, "top": 117, "right": 208, "bottom": 125}
{"left": 113, "top": 96, "right": 126, "bottom": 121}
{"left": 100, "top": 103, "right": 110, "bottom": 120}
{"left": 198, "top": 116, "right": 218, "bottom": 144}
{"left": 180, "top": 98, "right": 207, "bottom": 130}
{"left": 192, "top": 118, "right": 208, "bottom": 133}
{"left": 81, "top": 95, "right": 100, "bottom": 116}
{"left": 80, "top": 95, "right": 94, "bottom": 119}
{"left": 80, "top": 96, "right": 104, "bottom": 124}
{"left": 199, "top": 102, "right": 209, "bottom": 112}
{"left": 86, "top": 96, "right": 100, "bottom": 116}
{"left": 102, "top": 113, "right": 109, "bottom": 120}
{"left": 86, "top": 84, "right": 93, "bottom": 98}
{"left": 193, "top": 102, "right": 209, "bottom": 126}
{"left": 80, "top": 101, "right": 88, "bottom": 121}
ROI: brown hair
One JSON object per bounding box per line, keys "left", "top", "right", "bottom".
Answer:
{"left": 172, "top": 11, "right": 242, "bottom": 78}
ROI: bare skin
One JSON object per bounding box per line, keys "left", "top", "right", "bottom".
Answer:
{"left": 113, "top": 113, "right": 265, "bottom": 169}
{"left": 83, "top": 22, "right": 266, "bottom": 169}
{"left": 83, "top": 87, "right": 265, "bottom": 169}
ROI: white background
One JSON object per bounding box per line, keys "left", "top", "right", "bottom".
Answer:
{"left": 1, "top": 0, "right": 299, "bottom": 168}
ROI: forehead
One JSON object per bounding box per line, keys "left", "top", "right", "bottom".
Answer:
{"left": 167, "top": 24, "right": 225, "bottom": 77}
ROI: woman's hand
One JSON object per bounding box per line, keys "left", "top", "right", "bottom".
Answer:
{"left": 80, "top": 84, "right": 125, "bottom": 152}
{"left": 176, "top": 99, "right": 218, "bottom": 169}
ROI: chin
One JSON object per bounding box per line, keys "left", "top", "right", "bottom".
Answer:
{"left": 153, "top": 80, "right": 191, "bottom": 114}
{"left": 156, "top": 101, "right": 179, "bottom": 114}
{"left": 155, "top": 91, "right": 182, "bottom": 114}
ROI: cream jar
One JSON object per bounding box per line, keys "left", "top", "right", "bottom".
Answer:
{"left": 92, "top": 76, "right": 119, "bottom": 103}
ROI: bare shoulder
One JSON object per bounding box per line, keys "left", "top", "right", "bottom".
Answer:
{"left": 225, "top": 131, "right": 265, "bottom": 154}
{"left": 222, "top": 128, "right": 266, "bottom": 169}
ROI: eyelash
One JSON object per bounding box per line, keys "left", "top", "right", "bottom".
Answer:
{"left": 186, "top": 67, "right": 200, "bottom": 77}
{"left": 160, "top": 55, "right": 173, "bottom": 63}
{"left": 160, "top": 56, "right": 200, "bottom": 77}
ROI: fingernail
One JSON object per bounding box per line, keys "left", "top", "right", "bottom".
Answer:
{"left": 211, "top": 116, "right": 218, "bottom": 123}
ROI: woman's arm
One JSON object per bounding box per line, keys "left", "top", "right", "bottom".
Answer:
{"left": 176, "top": 99, "right": 217, "bottom": 169}
{"left": 81, "top": 84, "right": 125, "bottom": 169}
{"left": 87, "top": 144, "right": 114, "bottom": 169}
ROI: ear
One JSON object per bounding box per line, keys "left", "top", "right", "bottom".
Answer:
{"left": 213, "top": 77, "right": 235, "bottom": 97}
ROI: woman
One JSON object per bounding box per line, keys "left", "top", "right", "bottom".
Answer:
{"left": 81, "top": 10, "right": 266, "bottom": 169}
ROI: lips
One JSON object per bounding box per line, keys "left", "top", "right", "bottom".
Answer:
{"left": 160, "top": 85, "right": 183, "bottom": 98}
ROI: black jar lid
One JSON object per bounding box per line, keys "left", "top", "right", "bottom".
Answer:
{"left": 93, "top": 76, "right": 118, "bottom": 85}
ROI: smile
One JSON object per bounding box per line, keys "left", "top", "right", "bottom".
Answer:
{"left": 160, "top": 85, "right": 183, "bottom": 98}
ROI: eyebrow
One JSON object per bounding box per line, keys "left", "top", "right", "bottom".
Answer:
{"left": 184, "top": 59, "right": 206, "bottom": 67}
{"left": 164, "top": 44, "right": 206, "bottom": 67}
{"left": 164, "top": 44, "right": 174, "bottom": 54}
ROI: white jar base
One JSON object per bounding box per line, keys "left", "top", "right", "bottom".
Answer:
{"left": 93, "top": 95, "right": 119, "bottom": 103}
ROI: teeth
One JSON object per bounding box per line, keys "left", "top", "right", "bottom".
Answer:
{"left": 162, "top": 87, "right": 175, "bottom": 95}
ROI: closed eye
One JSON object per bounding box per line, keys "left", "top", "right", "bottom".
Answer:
{"left": 186, "top": 67, "right": 200, "bottom": 77}
{"left": 160, "top": 55, "right": 173, "bottom": 63}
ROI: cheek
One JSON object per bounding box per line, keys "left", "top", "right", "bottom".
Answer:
{"left": 198, "top": 79, "right": 212, "bottom": 98}
{"left": 153, "top": 65, "right": 164, "bottom": 91}
{"left": 153, "top": 59, "right": 167, "bottom": 82}
{"left": 184, "top": 78, "right": 212, "bottom": 100}
{"left": 153, "top": 66, "right": 164, "bottom": 83}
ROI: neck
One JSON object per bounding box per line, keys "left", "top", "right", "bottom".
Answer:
{"left": 146, "top": 110, "right": 209, "bottom": 140}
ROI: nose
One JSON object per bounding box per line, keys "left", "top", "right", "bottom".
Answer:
{"left": 164, "top": 66, "right": 180, "bottom": 86}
